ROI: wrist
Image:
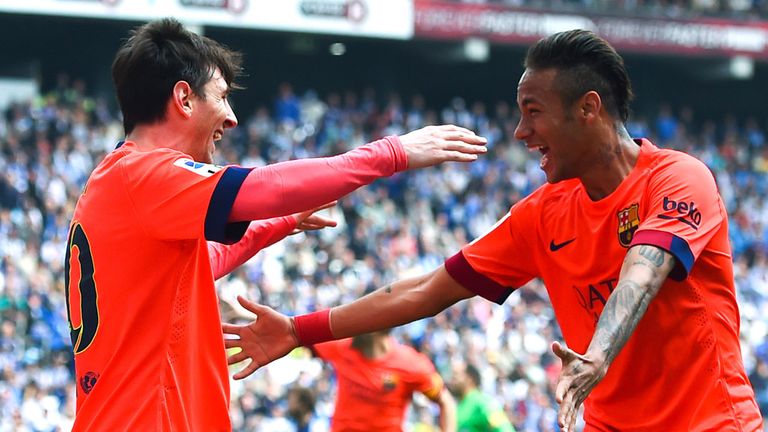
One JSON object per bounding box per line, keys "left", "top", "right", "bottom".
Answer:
{"left": 293, "top": 309, "right": 334, "bottom": 346}
{"left": 385, "top": 135, "right": 407, "bottom": 172}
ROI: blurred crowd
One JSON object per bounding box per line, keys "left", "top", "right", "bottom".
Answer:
{"left": 451, "top": 0, "right": 768, "bottom": 19}
{"left": 0, "top": 78, "right": 767, "bottom": 432}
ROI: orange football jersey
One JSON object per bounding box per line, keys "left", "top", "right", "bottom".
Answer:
{"left": 446, "top": 139, "right": 763, "bottom": 431}
{"left": 65, "top": 141, "right": 251, "bottom": 431}
{"left": 313, "top": 337, "right": 444, "bottom": 432}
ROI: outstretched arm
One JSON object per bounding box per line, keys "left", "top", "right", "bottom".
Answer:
{"left": 552, "top": 244, "right": 676, "bottom": 432}
{"left": 221, "top": 265, "right": 475, "bottom": 379}
{"left": 435, "top": 388, "right": 457, "bottom": 432}
{"left": 209, "top": 203, "right": 337, "bottom": 280}
{"left": 229, "top": 126, "right": 486, "bottom": 222}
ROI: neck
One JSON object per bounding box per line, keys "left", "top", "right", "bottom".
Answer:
{"left": 127, "top": 123, "right": 190, "bottom": 157}
{"left": 579, "top": 125, "right": 639, "bottom": 201}
{"left": 354, "top": 335, "right": 390, "bottom": 359}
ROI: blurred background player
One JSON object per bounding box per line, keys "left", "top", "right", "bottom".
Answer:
{"left": 312, "top": 328, "right": 456, "bottom": 432}
{"left": 452, "top": 363, "right": 515, "bottom": 432}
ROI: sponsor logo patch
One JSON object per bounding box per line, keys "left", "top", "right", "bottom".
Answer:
{"left": 658, "top": 196, "right": 701, "bottom": 230}
{"left": 549, "top": 238, "right": 575, "bottom": 252}
{"left": 617, "top": 203, "right": 640, "bottom": 247}
{"left": 173, "top": 158, "right": 223, "bottom": 178}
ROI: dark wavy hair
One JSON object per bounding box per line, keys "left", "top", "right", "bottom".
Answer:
{"left": 112, "top": 18, "right": 243, "bottom": 134}
{"left": 525, "top": 29, "right": 633, "bottom": 123}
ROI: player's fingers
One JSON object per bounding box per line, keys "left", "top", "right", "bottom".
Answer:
{"left": 221, "top": 323, "right": 241, "bottom": 336}
{"left": 227, "top": 350, "right": 249, "bottom": 365}
{"left": 441, "top": 132, "right": 488, "bottom": 146}
{"left": 559, "top": 389, "right": 576, "bottom": 430}
{"left": 313, "top": 200, "right": 338, "bottom": 212}
{"left": 224, "top": 338, "right": 242, "bottom": 350}
{"left": 567, "top": 405, "right": 578, "bottom": 432}
{"left": 237, "top": 295, "right": 265, "bottom": 315}
{"left": 552, "top": 341, "right": 573, "bottom": 362}
{"left": 304, "top": 215, "right": 337, "bottom": 227}
{"left": 233, "top": 360, "right": 259, "bottom": 380}
{"left": 555, "top": 378, "right": 568, "bottom": 404}
{"left": 437, "top": 124, "right": 476, "bottom": 136}
{"left": 441, "top": 151, "right": 479, "bottom": 163}
{"left": 557, "top": 395, "right": 569, "bottom": 429}
{"left": 439, "top": 139, "right": 488, "bottom": 154}
{"left": 566, "top": 399, "right": 576, "bottom": 432}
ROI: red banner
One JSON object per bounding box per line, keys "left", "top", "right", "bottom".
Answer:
{"left": 415, "top": 0, "right": 768, "bottom": 59}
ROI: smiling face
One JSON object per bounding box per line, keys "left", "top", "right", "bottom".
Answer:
{"left": 188, "top": 68, "right": 238, "bottom": 163}
{"left": 514, "top": 68, "right": 590, "bottom": 184}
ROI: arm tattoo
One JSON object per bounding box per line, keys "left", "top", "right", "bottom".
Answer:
{"left": 630, "top": 260, "right": 656, "bottom": 271}
{"left": 638, "top": 245, "right": 664, "bottom": 267}
{"left": 594, "top": 279, "right": 653, "bottom": 363}
{"left": 591, "top": 246, "right": 673, "bottom": 364}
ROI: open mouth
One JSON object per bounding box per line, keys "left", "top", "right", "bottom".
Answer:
{"left": 213, "top": 130, "right": 223, "bottom": 141}
{"left": 533, "top": 146, "right": 550, "bottom": 169}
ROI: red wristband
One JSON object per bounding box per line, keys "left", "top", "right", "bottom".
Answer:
{"left": 293, "top": 309, "right": 334, "bottom": 346}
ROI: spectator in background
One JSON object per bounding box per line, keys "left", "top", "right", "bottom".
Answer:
{"left": 2, "top": 28, "right": 768, "bottom": 431}
{"left": 312, "top": 328, "right": 456, "bottom": 432}
{"left": 452, "top": 363, "right": 515, "bottom": 432}
{"left": 286, "top": 386, "right": 327, "bottom": 432}
{"left": 275, "top": 82, "right": 301, "bottom": 126}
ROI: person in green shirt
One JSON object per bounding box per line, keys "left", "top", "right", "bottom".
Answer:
{"left": 453, "top": 363, "right": 515, "bottom": 432}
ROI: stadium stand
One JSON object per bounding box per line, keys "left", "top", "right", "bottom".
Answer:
{"left": 0, "top": 76, "right": 766, "bottom": 431}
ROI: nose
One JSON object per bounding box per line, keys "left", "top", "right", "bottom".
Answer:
{"left": 223, "top": 100, "right": 238, "bottom": 129}
{"left": 514, "top": 116, "right": 531, "bottom": 142}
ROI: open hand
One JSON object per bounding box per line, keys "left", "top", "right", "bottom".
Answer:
{"left": 221, "top": 296, "right": 300, "bottom": 380}
{"left": 399, "top": 125, "right": 487, "bottom": 169}
{"left": 291, "top": 201, "right": 338, "bottom": 235}
{"left": 552, "top": 341, "right": 607, "bottom": 432}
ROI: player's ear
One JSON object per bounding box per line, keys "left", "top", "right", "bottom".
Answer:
{"left": 579, "top": 91, "right": 602, "bottom": 123}
{"left": 171, "top": 81, "right": 194, "bottom": 119}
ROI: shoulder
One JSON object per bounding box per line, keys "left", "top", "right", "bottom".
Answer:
{"left": 642, "top": 141, "right": 712, "bottom": 175}
{"left": 313, "top": 338, "right": 352, "bottom": 360}
{"left": 120, "top": 146, "right": 191, "bottom": 170}
{"left": 389, "top": 343, "right": 435, "bottom": 373}
{"left": 645, "top": 146, "right": 716, "bottom": 187}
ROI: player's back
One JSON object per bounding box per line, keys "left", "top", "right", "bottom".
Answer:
{"left": 65, "top": 143, "right": 230, "bottom": 431}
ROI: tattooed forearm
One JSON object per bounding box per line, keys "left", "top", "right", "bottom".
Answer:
{"left": 588, "top": 245, "right": 674, "bottom": 366}
{"left": 593, "top": 280, "right": 654, "bottom": 363}
{"left": 638, "top": 245, "right": 664, "bottom": 267}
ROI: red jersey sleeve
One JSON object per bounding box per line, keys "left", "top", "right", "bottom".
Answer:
{"left": 208, "top": 216, "right": 296, "bottom": 279}
{"left": 445, "top": 197, "right": 540, "bottom": 304}
{"left": 407, "top": 353, "right": 444, "bottom": 401}
{"left": 630, "top": 152, "right": 726, "bottom": 280}
{"left": 230, "top": 136, "right": 407, "bottom": 221}
{"left": 121, "top": 149, "right": 252, "bottom": 244}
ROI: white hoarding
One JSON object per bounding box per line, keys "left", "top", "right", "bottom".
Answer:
{"left": 0, "top": 0, "right": 414, "bottom": 39}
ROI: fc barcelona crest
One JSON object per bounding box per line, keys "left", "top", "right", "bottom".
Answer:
{"left": 382, "top": 373, "right": 399, "bottom": 392}
{"left": 617, "top": 203, "right": 640, "bottom": 247}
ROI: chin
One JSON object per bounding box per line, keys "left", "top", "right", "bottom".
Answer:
{"left": 544, "top": 172, "right": 566, "bottom": 184}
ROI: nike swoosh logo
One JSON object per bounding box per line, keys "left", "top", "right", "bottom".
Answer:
{"left": 549, "top": 238, "right": 576, "bottom": 252}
